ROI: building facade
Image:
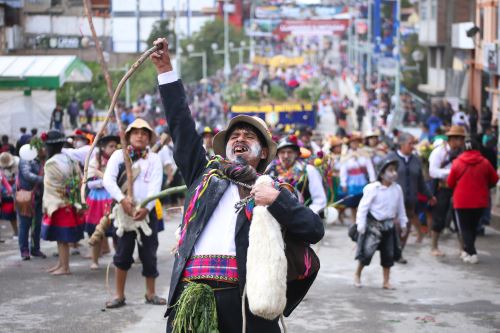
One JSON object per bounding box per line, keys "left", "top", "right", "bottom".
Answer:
{"left": 471, "top": 0, "right": 499, "bottom": 120}
{"left": 417, "top": 0, "right": 476, "bottom": 108}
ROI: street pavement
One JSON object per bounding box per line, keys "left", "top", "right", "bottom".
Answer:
{"left": 1, "top": 211, "right": 500, "bottom": 333}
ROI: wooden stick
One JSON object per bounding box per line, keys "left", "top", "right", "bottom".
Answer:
{"left": 81, "top": 0, "right": 162, "bottom": 204}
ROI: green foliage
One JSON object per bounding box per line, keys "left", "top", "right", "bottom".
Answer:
{"left": 57, "top": 61, "right": 120, "bottom": 109}
{"left": 146, "top": 19, "right": 176, "bottom": 52}
{"left": 401, "top": 34, "right": 427, "bottom": 94}
{"left": 295, "top": 86, "right": 312, "bottom": 100}
{"left": 180, "top": 18, "right": 249, "bottom": 83}
{"left": 172, "top": 283, "right": 219, "bottom": 333}
{"left": 223, "top": 83, "right": 243, "bottom": 105}
{"left": 270, "top": 85, "right": 288, "bottom": 101}
{"left": 246, "top": 89, "right": 261, "bottom": 102}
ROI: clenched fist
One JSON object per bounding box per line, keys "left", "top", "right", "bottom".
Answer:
{"left": 150, "top": 37, "right": 173, "bottom": 74}
{"left": 250, "top": 182, "right": 280, "bottom": 206}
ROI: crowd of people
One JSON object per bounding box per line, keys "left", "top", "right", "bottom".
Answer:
{"left": 0, "top": 36, "right": 498, "bottom": 332}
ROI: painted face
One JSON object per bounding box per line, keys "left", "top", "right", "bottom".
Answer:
{"left": 129, "top": 128, "right": 150, "bottom": 150}
{"left": 278, "top": 147, "right": 299, "bottom": 169}
{"left": 381, "top": 164, "right": 398, "bottom": 184}
{"left": 225, "top": 128, "right": 267, "bottom": 168}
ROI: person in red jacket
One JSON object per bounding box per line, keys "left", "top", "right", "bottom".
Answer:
{"left": 448, "top": 139, "right": 498, "bottom": 264}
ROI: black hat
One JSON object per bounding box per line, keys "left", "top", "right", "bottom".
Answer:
{"left": 376, "top": 156, "right": 399, "bottom": 180}
{"left": 277, "top": 135, "right": 300, "bottom": 152}
{"left": 44, "top": 130, "right": 67, "bottom": 145}
{"left": 98, "top": 135, "right": 120, "bottom": 147}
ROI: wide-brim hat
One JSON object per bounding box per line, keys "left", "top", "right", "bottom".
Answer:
{"left": 0, "top": 152, "right": 16, "bottom": 168}
{"left": 277, "top": 135, "right": 300, "bottom": 153}
{"left": 348, "top": 131, "right": 363, "bottom": 143}
{"left": 213, "top": 115, "right": 277, "bottom": 173}
{"left": 364, "top": 130, "right": 380, "bottom": 139}
{"left": 44, "top": 130, "right": 67, "bottom": 145}
{"left": 376, "top": 156, "right": 399, "bottom": 180}
{"left": 446, "top": 125, "right": 467, "bottom": 137}
{"left": 98, "top": 135, "right": 120, "bottom": 147}
{"left": 125, "top": 118, "right": 157, "bottom": 143}
{"left": 329, "top": 135, "right": 343, "bottom": 147}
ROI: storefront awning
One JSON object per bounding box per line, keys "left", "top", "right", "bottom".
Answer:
{"left": 0, "top": 55, "right": 92, "bottom": 89}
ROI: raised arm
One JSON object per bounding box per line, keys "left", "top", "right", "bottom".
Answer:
{"left": 150, "top": 38, "right": 207, "bottom": 187}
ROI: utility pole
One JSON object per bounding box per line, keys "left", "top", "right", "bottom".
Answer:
{"left": 135, "top": 0, "right": 140, "bottom": 52}
{"left": 175, "top": 0, "right": 182, "bottom": 77}
{"left": 390, "top": 0, "right": 402, "bottom": 131}
{"left": 223, "top": 0, "right": 231, "bottom": 83}
{"left": 367, "top": 0, "right": 372, "bottom": 89}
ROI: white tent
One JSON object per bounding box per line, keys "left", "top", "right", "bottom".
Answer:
{"left": 0, "top": 55, "right": 92, "bottom": 138}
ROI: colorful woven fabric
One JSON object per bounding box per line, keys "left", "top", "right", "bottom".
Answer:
{"left": 182, "top": 255, "right": 239, "bottom": 282}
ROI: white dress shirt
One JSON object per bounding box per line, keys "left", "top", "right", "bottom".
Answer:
{"left": 306, "top": 164, "right": 327, "bottom": 214}
{"left": 158, "top": 71, "right": 179, "bottom": 85}
{"left": 193, "top": 183, "right": 239, "bottom": 256}
{"left": 428, "top": 142, "right": 451, "bottom": 180}
{"left": 356, "top": 181, "right": 408, "bottom": 233}
{"left": 103, "top": 149, "right": 163, "bottom": 211}
{"left": 158, "top": 144, "right": 178, "bottom": 174}
{"left": 62, "top": 145, "right": 94, "bottom": 165}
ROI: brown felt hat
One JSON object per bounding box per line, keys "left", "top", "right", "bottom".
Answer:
{"left": 213, "top": 115, "right": 277, "bottom": 172}
{"left": 446, "top": 125, "right": 467, "bottom": 137}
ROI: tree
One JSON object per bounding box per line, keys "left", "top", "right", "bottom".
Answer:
{"left": 147, "top": 19, "right": 176, "bottom": 53}
{"left": 180, "top": 18, "right": 249, "bottom": 83}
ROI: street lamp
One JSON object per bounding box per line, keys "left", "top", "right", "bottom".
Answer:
{"left": 186, "top": 44, "right": 207, "bottom": 82}
{"left": 412, "top": 49, "right": 424, "bottom": 74}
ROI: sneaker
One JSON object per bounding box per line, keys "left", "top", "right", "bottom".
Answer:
{"left": 464, "top": 254, "right": 479, "bottom": 264}
{"left": 21, "top": 251, "right": 30, "bottom": 261}
{"left": 397, "top": 257, "right": 408, "bottom": 264}
{"left": 31, "top": 250, "right": 47, "bottom": 259}
{"left": 460, "top": 251, "right": 468, "bottom": 259}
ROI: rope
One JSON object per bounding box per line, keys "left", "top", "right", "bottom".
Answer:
{"left": 242, "top": 284, "right": 247, "bottom": 333}
{"left": 105, "top": 261, "right": 113, "bottom": 297}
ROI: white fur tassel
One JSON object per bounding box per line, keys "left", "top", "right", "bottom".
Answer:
{"left": 246, "top": 175, "right": 287, "bottom": 320}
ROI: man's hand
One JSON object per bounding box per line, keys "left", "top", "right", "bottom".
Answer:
{"left": 150, "top": 38, "right": 173, "bottom": 74}
{"left": 428, "top": 196, "right": 437, "bottom": 206}
{"left": 250, "top": 183, "right": 280, "bottom": 206}
{"left": 120, "top": 197, "right": 135, "bottom": 216}
{"left": 133, "top": 208, "right": 149, "bottom": 221}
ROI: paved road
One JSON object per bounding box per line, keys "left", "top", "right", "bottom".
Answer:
{"left": 1, "top": 214, "right": 500, "bottom": 333}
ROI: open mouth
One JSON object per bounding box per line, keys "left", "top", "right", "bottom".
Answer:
{"left": 233, "top": 144, "right": 249, "bottom": 155}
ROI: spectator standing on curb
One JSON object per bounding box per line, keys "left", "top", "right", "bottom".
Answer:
{"left": 50, "top": 106, "right": 64, "bottom": 131}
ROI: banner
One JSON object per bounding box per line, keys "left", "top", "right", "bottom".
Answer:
{"left": 253, "top": 55, "right": 305, "bottom": 67}
{"left": 232, "top": 103, "right": 313, "bottom": 113}
{"left": 255, "top": 5, "right": 346, "bottom": 20}
{"left": 278, "top": 19, "right": 348, "bottom": 36}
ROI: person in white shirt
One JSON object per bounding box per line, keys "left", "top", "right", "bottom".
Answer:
{"left": 102, "top": 118, "right": 165, "bottom": 309}
{"left": 354, "top": 157, "right": 408, "bottom": 290}
{"left": 428, "top": 125, "right": 465, "bottom": 257}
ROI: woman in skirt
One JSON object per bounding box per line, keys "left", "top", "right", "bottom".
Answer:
{"left": 354, "top": 156, "right": 408, "bottom": 289}
{"left": 339, "top": 132, "right": 376, "bottom": 219}
{"left": 41, "top": 131, "right": 85, "bottom": 275}
{"left": 85, "top": 135, "right": 119, "bottom": 269}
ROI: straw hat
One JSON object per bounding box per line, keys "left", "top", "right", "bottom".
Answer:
{"left": 348, "top": 131, "right": 363, "bottom": 143}
{"left": 0, "top": 152, "right": 17, "bottom": 168}
{"left": 213, "top": 115, "right": 277, "bottom": 173}
{"left": 329, "top": 136, "right": 343, "bottom": 147}
{"left": 445, "top": 125, "right": 467, "bottom": 137}
{"left": 125, "top": 118, "right": 157, "bottom": 143}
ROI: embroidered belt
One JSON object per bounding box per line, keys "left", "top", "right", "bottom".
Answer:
{"left": 182, "top": 255, "right": 239, "bottom": 282}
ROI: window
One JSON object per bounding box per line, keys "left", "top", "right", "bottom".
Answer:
{"left": 420, "top": 0, "right": 428, "bottom": 20}
{"left": 429, "top": 48, "right": 437, "bottom": 68}
{"left": 431, "top": 0, "right": 437, "bottom": 20}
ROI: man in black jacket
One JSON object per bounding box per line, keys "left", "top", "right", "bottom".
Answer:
{"left": 151, "top": 38, "right": 324, "bottom": 333}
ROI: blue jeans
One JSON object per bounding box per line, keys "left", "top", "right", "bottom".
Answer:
{"left": 18, "top": 199, "right": 42, "bottom": 254}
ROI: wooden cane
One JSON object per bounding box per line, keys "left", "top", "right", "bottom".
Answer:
{"left": 81, "top": 0, "right": 163, "bottom": 203}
